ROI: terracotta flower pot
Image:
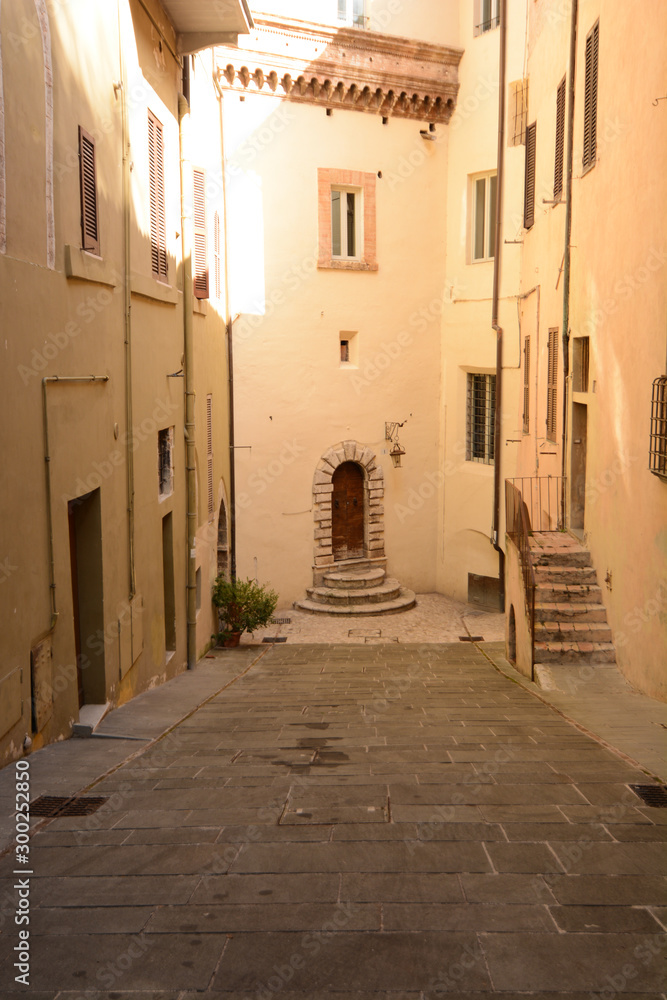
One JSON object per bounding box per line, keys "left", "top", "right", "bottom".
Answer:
{"left": 223, "top": 630, "right": 242, "bottom": 648}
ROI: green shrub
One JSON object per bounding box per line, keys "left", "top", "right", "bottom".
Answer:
{"left": 212, "top": 576, "right": 279, "bottom": 638}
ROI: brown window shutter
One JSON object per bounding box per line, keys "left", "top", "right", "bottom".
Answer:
{"left": 523, "top": 337, "right": 530, "bottom": 434}
{"left": 524, "top": 122, "right": 536, "bottom": 230}
{"left": 213, "top": 211, "right": 221, "bottom": 299}
{"left": 207, "top": 395, "right": 214, "bottom": 517}
{"left": 554, "top": 78, "right": 566, "bottom": 199}
{"left": 79, "top": 126, "right": 100, "bottom": 255}
{"left": 193, "top": 168, "right": 209, "bottom": 299}
{"left": 148, "top": 111, "right": 167, "bottom": 279}
{"left": 583, "top": 21, "right": 599, "bottom": 169}
{"left": 546, "top": 328, "right": 559, "bottom": 441}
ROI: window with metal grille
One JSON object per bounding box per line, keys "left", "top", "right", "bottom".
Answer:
{"left": 213, "top": 211, "right": 221, "bottom": 299}
{"left": 467, "top": 373, "right": 496, "bottom": 464}
{"left": 573, "top": 337, "right": 590, "bottom": 392}
{"left": 79, "top": 126, "right": 99, "bottom": 255}
{"left": 508, "top": 80, "right": 528, "bottom": 147}
{"left": 547, "top": 328, "right": 559, "bottom": 441}
{"left": 554, "top": 77, "right": 566, "bottom": 199}
{"left": 148, "top": 111, "right": 167, "bottom": 279}
{"left": 472, "top": 172, "right": 497, "bottom": 261}
{"left": 649, "top": 376, "right": 667, "bottom": 481}
{"left": 207, "top": 395, "right": 214, "bottom": 518}
{"left": 524, "top": 121, "right": 536, "bottom": 230}
{"left": 583, "top": 21, "right": 599, "bottom": 170}
{"left": 522, "top": 337, "right": 530, "bottom": 434}
{"left": 474, "top": 0, "right": 500, "bottom": 35}
{"left": 158, "top": 427, "right": 173, "bottom": 498}
{"left": 193, "top": 168, "right": 208, "bottom": 299}
{"left": 338, "top": 0, "right": 366, "bottom": 28}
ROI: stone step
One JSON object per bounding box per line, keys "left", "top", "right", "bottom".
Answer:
{"left": 535, "top": 622, "right": 613, "bottom": 643}
{"left": 322, "top": 567, "right": 386, "bottom": 590}
{"left": 534, "top": 565, "right": 598, "bottom": 585}
{"left": 535, "top": 583, "right": 603, "bottom": 604}
{"left": 295, "top": 590, "right": 416, "bottom": 616}
{"left": 306, "top": 579, "right": 402, "bottom": 605}
{"left": 533, "top": 640, "right": 616, "bottom": 664}
{"left": 529, "top": 534, "right": 591, "bottom": 567}
{"left": 535, "top": 602, "right": 609, "bottom": 624}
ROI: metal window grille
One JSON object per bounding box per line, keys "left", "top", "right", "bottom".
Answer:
{"left": 583, "top": 21, "right": 599, "bottom": 169}
{"left": 649, "top": 376, "right": 667, "bottom": 480}
{"left": 508, "top": 80, "right": 528, "bottom": 147}
{"left": 158, "top": 428, "right": 173, "bottom": 496}
{"left": 467, "top": 373, "right": 496, "bottom": 464}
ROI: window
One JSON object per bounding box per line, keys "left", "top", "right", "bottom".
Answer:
{"left": 467, "top": 373, "right": 496, "bottom": 464}
{"left": 148, "top": 111, "right": 167, "bottom": 279}
{"left": 583, "top": 21, "right": 599, "bottom": 170}
{"left": 522, "top": 337, "right": 530, "bottom": 434}
{"left": 472, "top": 172, "right": 497, "bottom": 261}
{"left": 547, "top": 328, "right": 558, "bottom": 442}
{"left": 193, "top": 168, "right": 208, "bottom": 299}
{"left": 573, "top": 337, "right": 590, "bottom": 392}
{"left": 474, "top": 0, "right": 500, "bottom": 35}
{"left": 649, "top": 376, "right": 667, "bottom": 481}
{"left": 78, "top": 126, "right": 99, "bottom": 255}
{"left": 524, "top": 121, "right": 536, "bottom": 229}
{"left": 554, "top": 77, "right": 566, "bottom": 199}
{"left": 337, "top": 0, "right": 366, "bottom": 28}
{"left": 340, "top": 339, "right": 350, "bottom": 363}
{"left": 318, "top": 169, "right": 377, "bottom": 271}
{"left": 207, "top": 395, "right": 214, "bottom": 519}
{"left": 508, "top": 80, "right": 528, "bottom": 147}
{"left": 214, "top": 211, "right": 221, "bottom": 300}
{"left": 158, "top": 427, "right": 173, "bottom": 498}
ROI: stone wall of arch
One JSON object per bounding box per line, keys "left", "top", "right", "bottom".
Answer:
{"left": 312, "top": 440, "right": 384, "bottom": 577}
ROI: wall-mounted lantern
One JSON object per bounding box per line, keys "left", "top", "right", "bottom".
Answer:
{"left": 385, "top": 421, "right": 407, "bottom": 468}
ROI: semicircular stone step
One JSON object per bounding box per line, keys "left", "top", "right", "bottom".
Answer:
{"left": 306, "top": 579, "right": 402, "bottom": 605}
{"left": 322, "top": 567, "right": 386, "bottom": 590}
{"left": 295, "top": 589, "right": 416, "bottom": 616}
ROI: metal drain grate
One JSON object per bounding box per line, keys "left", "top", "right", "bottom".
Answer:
{"left": 629, "top": 784, "right": 667, "bottom": 808}
{"left": 459, "top": 636, "right": 484, "bottom": 642}
{"left": 263, "top": 636, "right": 287, "bottom": 643}
{"left": 30, "top": 795, "right": 108, "bottom": 817}
{"left": 271, "top": 618, "right": 292, "bottom": 625}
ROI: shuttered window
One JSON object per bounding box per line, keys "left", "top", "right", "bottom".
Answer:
{"left": 524, "top": 121, "right": 536, "bottom": 230}
{"left": 193, "top": 168, "right": 209, "bottom": 299}
{"left": 583, "top": 21, "right": 599, "bottom": 170}
{"left": 207, "top": 395, "right": 214, "bottom": 519}
{"left": 213, "top": 211, "right": 221, "bottom": 300}
{"left": 554, "top": 77, "right": 566, "bottom": 199}
{"left": 79, "top": 126, "right": 99, "bottom": 255}
{"left": 547, "top": 328, "right": 559, "bottom": 442}
{"left": 148, "top": 111, "right": 167, "bottom": 279}
{"left": 522, "top": 338, "right": 530, "bottom": 434}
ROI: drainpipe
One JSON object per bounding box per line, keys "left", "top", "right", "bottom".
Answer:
{"left": 213, "top": 68, "right": 237, "bottom": 580}
{"left": 491, "top": 0, "right": 507, "bottom": 612}
{"left": 178, "top": 93, "right": 197, "bottom": 670}
{"left": 561, "top": 0, "right": 578, "bottom": 526}
{"left": 41, "top": 376, "right": 110, "bottom": 635}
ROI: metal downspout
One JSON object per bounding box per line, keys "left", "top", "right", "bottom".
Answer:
{"left": 561, "top": 0, "right": 578, "bottom": 524}
{"left": 492, "top": 0, "right": 507, "bottom": 612}
{"left": 179, "top": 93, "right": 197, "bottom": 670}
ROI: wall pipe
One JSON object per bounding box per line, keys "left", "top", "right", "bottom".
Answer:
{"left": 560, "top": 0, "right": 578, "bottom": 526}
{"left": 491, "top": 0, "right": 507, "bottom": 613}
{"left": 41, "top": 376, "right": 109, "bottom": 634}
{"left": 178, "top": 93, "right": 197, "bottom": 670}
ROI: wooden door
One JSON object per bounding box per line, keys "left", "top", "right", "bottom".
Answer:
{"left": 332, "top": 462, "right": 365, "bottom": 560}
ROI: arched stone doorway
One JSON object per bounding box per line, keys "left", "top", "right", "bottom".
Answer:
{"left": 332, "top": 462, "right": 365, "bottom": 560}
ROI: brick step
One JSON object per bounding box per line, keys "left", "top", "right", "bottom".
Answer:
{"left": 529, "top": 534, "right": 592, "bottom": 568}
{"left": 535, "top": 622, "right": 613, "bottom": 643}
{"left": 322, "top": 567, "right": 386, "bottom": 590}
{"left": 535, "top": 583, "right": 603, "bottom": 604}
{"left": 534, "top": 602, "right": 609, "bottom": 624}
{"left": 533, "top": 641, "right": 616, "bottom": 664}
{"left": 534, "top": 565, "right": 598, "bottom": 585}
{"left": 295, "top": 590, "right": 416, "bottom": 616}
{"left": 306, "top": 579, "right": 403, "bottom": 605}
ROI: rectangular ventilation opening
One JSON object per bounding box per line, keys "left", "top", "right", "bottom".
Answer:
{"left": 263, "top": 637, "right": 288, "bottom": 643}
{"left": 271, "top": 618, "right": 292, "bottom": 625}
{"left": 30, "top": 795, "right": 108, "bottom": 817}
{"left": 459, "top": 636, "right": 484, "bottom": 642}
{"left": 629, "top": 784, "right": 667, "bottom": 808}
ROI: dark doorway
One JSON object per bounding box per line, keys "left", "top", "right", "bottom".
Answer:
{"left": 508, "top": 605, "right": 517, "bottom": 664}
{"left": 570, "top": 402, "right": 588, "bottom": 533}
{"left": 68, "top": 490, "right": 105, "bottom": 706}
{"left": 162, "top": 512, "right": 176, "bottom": 653}
{"left": 332, "top": 461, "right": 365, "bottom": 561}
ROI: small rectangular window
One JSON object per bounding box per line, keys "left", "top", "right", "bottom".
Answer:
{"left": 472, "top": 172, "right": 497, "bottom": 261}
{"left": 79, "top": 126, "right": 100, "bottom": 255}
{"left": 158, "top": 427, "right": 174, "bottom": 498}
{"left": 523, "top": 337, "right": 530, "bottom": 434}
{"left": 554, "top": 77, "right": 566, "bottom": 199}
{"left": 573, "top": 337, "right": 590, "bottom": 393}
{"left": 467, "top": 373, "right": 496, "bottom": 464}
{"left": 207, "top": 394, "right": 214, "bottom": 519}
{"left": 193, "top": 168, "right": 208, "bottom": 299}
{"left": 524, "top": 121, "right": 537, "bottom": 230}
{"left": 508, "top": 80, "right": 528, "bottom": 147}
{"left": 547, "top": 328, "right": 559, "bottom": 441}
{"left": 474, "top": 0, "right": 500, "bottom": 35}
{"left": 338, "top": 0, "right": 366, "bottom": 28}
{"left": 148, "top": 111, "right": 167, "bottom": 280}
{"left": 340, "top": 339, "right": 350, "bottom": 363}
{"left": 583, "top": 21, "right": 599, "bottom": 170}
{"left": 331, "top": 188, "right": 360, "bottom": 259}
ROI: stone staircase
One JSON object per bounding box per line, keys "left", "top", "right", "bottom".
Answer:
{"left": 295, "top": 558, "right": 416, "bottom": 616}
{"left": 530, "top": 533, "right": 616, "bottom": 665}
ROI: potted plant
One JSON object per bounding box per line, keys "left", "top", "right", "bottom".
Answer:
{"left": 212, "top": 576, "right": 279, "bottom": 647}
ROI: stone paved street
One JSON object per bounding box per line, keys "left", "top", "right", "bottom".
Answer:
{"left": 1, "top": 642, "right": 666, "bottom": 998}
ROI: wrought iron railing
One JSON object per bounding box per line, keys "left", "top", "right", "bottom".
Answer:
{"left": 507, "top": 476, "right": 565, "bottom": 532}
{"left": 505, "top": 480, "right": 536, "bottom": 678}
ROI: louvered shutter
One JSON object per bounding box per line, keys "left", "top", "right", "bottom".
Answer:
{"left": 583, "top": 22, "right": 599, "bottom": 169}
{"left": 523, "top": 337, "right": 530, "bottom": 434}
{"left": 79, "top": 126, "right": 99, "bottom": 255}
{"left": 148, "top": 111, "right": 167, "bottom": 279}
{"left": 193, "top": 168, "right": 209, "bottom": 299}
{"left": 547, "top": 329, "right": 559, "bottom": 442}
{"left": 213, "top": 211, "right": 221, "bottom": 299}
{"left": 554, "top": 78, "right": 565, "bottom": 199}
{"left": 524, "top": 121, "right": 536, "bottom": 230}
{"left": 207, "top": 395, "right": 214, "bottom": 518}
